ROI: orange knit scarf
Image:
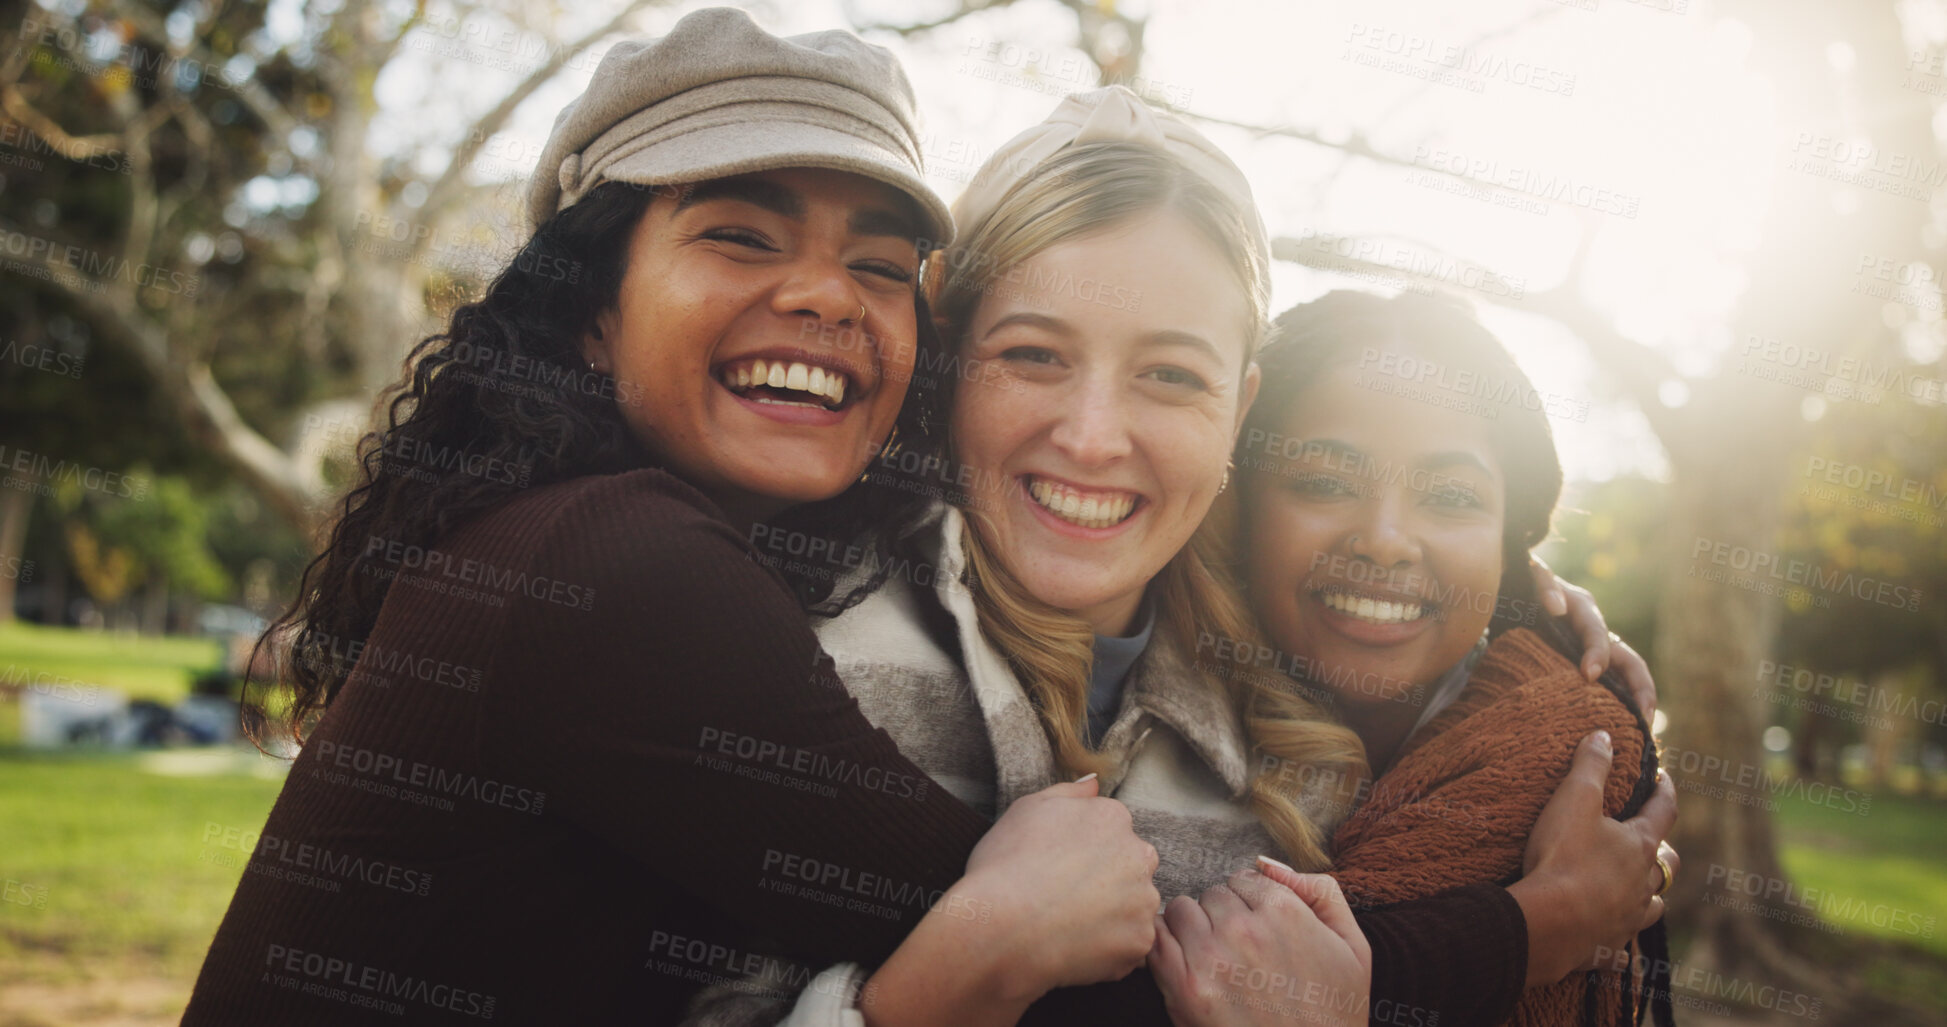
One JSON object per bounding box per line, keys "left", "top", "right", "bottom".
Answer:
{"left": 1332, "top": 628, "right": 1653, "bottom": 1027}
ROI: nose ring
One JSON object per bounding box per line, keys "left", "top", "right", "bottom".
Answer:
{"left": 843, "top": 303, "right": 866, "bottom": 325}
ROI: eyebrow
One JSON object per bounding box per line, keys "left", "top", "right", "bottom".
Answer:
{"left": 1296, "top": 438, "right": 1365, "bottom": 464}
{"left": 676, "top": 177, "right": 918, "bottom": 244}
{"left": 1423, "top": 451, "right": 1496, "bottom": 477}
{"left": 849, "top": 204, "right": 919, "bottom": 243}
{"left": 1295, "top": 440, "right": 1496, "bottom": 479}
{"left": 981, "top": 316, "right": 1227, "bottom": 364}
{"left": 982, "top": 311, "right": 1076, "bottom": 339}
{"left": 676, "top": 178, "right": 803, "bottom": 219}
{"left": 1140, "top": 329, "right": 1225, "bottom": 365}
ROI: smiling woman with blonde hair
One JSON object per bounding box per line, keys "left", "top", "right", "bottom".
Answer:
{"left": 688, "top": 86, "right": 1676, "bottom": 1027}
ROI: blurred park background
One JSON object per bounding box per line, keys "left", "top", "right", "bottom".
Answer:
{"left": 1, "top": 0, "right": 1943, "bottom": 1023}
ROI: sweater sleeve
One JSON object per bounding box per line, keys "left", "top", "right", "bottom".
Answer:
{"left": 1352, "top": 884, "right": 1528, "bottom": 1026}
{"left": 492, "top": 471, "right": 993, "bottom": 966}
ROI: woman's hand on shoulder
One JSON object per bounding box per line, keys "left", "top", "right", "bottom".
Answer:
{"left": 1529, "top": 556, "right": 1658, "bottom": 721}
{"left": 1512, "top": 731, "right": 1680, "bottom": 986}
{"left": 1149, "top": 858, "right": 1372, "bottom": 1027}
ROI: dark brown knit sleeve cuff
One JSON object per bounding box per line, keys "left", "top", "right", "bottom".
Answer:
{"left": 1355, "top": 881, "right": 1528, "bottom": 1027}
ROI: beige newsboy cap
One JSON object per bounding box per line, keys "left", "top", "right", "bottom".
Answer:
{"left": 525, "top": 6, "right": 952, "bottom": 246}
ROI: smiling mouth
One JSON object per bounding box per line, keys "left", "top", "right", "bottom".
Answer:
{"left": 717, "top": 358, "right": 852, "bottom": 411}
{"left": 1025, "top": 476, "right": 1143, "bottom": 530}
{"left": 1315, "top": 588, "right": 1435, "bottom": 626}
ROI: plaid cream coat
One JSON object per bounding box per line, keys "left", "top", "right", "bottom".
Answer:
{"left": 684, "top": 503, "right": 1345, "bottom": 1026}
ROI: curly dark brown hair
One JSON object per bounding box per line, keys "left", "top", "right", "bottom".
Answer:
{"left": 250, "top": 180, "right": 949, "bottom": 747}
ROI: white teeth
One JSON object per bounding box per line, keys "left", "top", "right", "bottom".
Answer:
{"left": 721, "top": 359, "right": 853, "bottom": 409}
{"left": 1026, "top": 477, "right": 1139, "bottom": 529}
{"left": 1321, "top": 592, "right": 1424, "bottom": 624}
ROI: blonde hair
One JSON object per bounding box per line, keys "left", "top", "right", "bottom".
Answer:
{"left": 932, "top": 143, "right": 1369, "bottom": 869}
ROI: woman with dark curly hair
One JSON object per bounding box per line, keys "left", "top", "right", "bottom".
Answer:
{"left": 183, "top": 11, "right": 1169, "bottom": 1025}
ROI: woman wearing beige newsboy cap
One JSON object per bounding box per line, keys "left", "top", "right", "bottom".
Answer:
{"left": 185, "top": 10, "right": 1164, "bottom": 1024}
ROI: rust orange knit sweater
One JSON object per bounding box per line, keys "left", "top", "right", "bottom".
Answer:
{"left": 1332, "top": 628, "right": 1651, "bottom": 1027}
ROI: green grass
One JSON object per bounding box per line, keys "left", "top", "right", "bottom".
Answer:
{"left": 0, "top": 623, "right": 1940, "bottom": 1022}
{"left": 1774, "top": 787, "right": 1947, "bottom": 958}
{"left": 0, "top": 621, "right": 224, "bottom": 705}
{"left": 0, "top": 749, "right": 286, "bottom": 982}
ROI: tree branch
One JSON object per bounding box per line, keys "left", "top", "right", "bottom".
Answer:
{"left": 1270, "top": 232, "right": 1687, "bottom": 442}
{"left": 371, "top": 0, "right": 431, "bottom": 71}
{"left": 107, "top": 0, "right": 300, "bottom": 138}
{"left": 1178, "top": 108, "right": 1568, "bottom": 209}
{"left": 0, "top": 218, "right": 323, "bottom": 527}
{"left": 1364, "top": 6, "right": 1569, "bottom": 129}
{"left": 0, "top": 86, "right": 123, "bottom": 162}
{"left": 410, "top": 0, "right": 665, "bottom": 246}
{"left": 848, "top": 0, "right": 1023, "bottom": 36}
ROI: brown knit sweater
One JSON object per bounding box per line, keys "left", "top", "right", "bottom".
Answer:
{"left": 1332, "top": 628, "right": 1652, "bottom": 1027}
{"left": 185, "top": 470, "right": 999, "bottom": 1024}
{"left": 184, "top": 468, "right": 1540, "bottom": 1025}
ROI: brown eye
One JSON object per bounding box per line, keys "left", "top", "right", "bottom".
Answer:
{"left": 1290, "top": 473, "right": 1360, "bottom": 498}
{"left": 1001, "top": 346, "right": 1061, "bottom": 366}
{"left": 853, "top": 260, "right": 915, "bottom": 284}
{"left": 1427, "top": 484, "right": 1482, "bottom": 508}
{"left": 1144, "top": 366, "right": 1207, "bottom": 389}
{"left": 702, "top": 228, "right": 775, "bottom": 250}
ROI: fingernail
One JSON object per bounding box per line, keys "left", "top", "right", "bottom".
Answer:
{"left": 1257, "top": 854, "right": 1295, "bottom": 875}
{"left": 1595, "top": 730, "right": 1612, "bottom": 752}
{"left": 1073, "top": 772, "right": 1098, "bottom": 784}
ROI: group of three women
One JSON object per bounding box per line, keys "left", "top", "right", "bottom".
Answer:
{"left": 187, "top": 8, "right": 1677, "bottom": 1025}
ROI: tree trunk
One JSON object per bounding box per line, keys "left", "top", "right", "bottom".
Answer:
{"left": 43, "top": 558, "right": 67, "bottom": 626}
{"left": 0, "top": 472, "right": 33, "bottom": 622}
{"left": 139, "top": 574, "right": 169, "bottom": 636}
{"left": 1862, "top": 669, "right": 1912, "bottom": 791}
{"left": 1653, "top": 375, "right": 1799, "bottom": 958}
{"left": 1791, "top": 698, "right": 1825, "bottom": 778}
{"left": 1662, "top": 6, "right": 1932, "bottom": 1007}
